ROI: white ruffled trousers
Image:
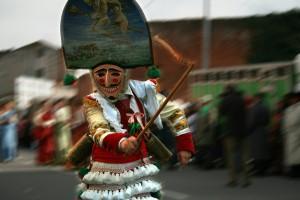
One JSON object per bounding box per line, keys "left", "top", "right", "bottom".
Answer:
{"left": 79, "top": 160, "right": 161, "bottom": 200}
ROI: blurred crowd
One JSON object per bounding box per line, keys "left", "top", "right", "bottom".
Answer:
{"left": 0, "top": 96, "right": 87, "bottom": 166}
{"left": 178, "top": 84, "right": 300, "bottom": 182}
{"left": 1, "top": 84, "right": 300, "bottom": 184}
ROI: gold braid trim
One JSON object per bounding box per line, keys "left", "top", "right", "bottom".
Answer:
{"left": 83, "top": 96, "right": 110, "bottom": 144}
{"left": 168, "top": 110, "right": 185, "bottom": 124}
{"left": 83, "top": 97, "right": 98, "bottom": 107}
{"left": 93, "top": 132, "right": 103, "bottom": 145}
{"left": 157, "top": 93, "right": 190, "bottom": 134}
{"left": 174, "top": 119, "right": 189, "bottom": 131}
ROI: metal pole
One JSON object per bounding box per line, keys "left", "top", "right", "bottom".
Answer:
{"left": 202, "top": 0, "right": 211, "bottom": 70}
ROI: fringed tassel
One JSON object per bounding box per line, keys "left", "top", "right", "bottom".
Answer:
{"left": 80, "top": 179, "right": 161, "bottom": 200}
{"left": 83, "top": 163, "right": 159, "bottom": 185}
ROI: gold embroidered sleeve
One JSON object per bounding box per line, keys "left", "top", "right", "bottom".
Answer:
{"left": 82, "top": 97, "right": 110, "bottom": 141}
{"left": 157, "top": 93, "right": 190, "bottom": 135}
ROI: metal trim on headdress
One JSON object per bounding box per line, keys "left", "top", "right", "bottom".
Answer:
{"left": 61, "top": 0, "right": 153, "bottom": 69}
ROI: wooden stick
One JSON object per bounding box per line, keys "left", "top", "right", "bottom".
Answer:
{"left": 137, "top": 35, "right": 194, "bottom": 140}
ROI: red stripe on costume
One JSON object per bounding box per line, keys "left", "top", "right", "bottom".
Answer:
{"left": 92, "top": 132, "right": 148, "bottom": 163}
{"left": 102, "top": 133, "right": 127, "bottom": 152}
{"left": 176, "top": 133, "right": 195, "bottom": 154}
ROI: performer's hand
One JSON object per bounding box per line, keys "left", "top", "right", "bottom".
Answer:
{"left": 177, "top": 151, "right": 192, "bottom": 166}
{"left": 119, "top": 136, "right": 138, "bottom": 154}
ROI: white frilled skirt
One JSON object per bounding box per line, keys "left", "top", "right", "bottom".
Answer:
{"left": 79, "top": 160, "right": 161, "bottom": 200}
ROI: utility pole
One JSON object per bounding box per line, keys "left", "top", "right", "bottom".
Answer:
{"left": 202, "top": 0, "right": 211, "bottom": 70}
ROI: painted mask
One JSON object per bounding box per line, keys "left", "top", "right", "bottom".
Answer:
{"left": 92, "top": 64, "right": 125, "bottom": 100}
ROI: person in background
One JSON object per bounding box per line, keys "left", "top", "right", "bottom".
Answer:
{"left": 194, "top": 95, "right": 216, "bottom": 169}
{"left": 68, "top": 73, "right": 92, "bottom": 145}
{"left": 32, "top": 100, "right": 56, "bottom": 165}
{"left": 53, "top": 98, "right": 72, "bottom": 165}
{"left": 248, "top": 93, "right": 271, "bottom": 176}
{"left": 219, "top": 84, "right": 251, "bottom": 187}
{"left": 0, "top": 102, "right": 4, "bottom": 161}
{"left": 269, "top": 99, "right": 285, "bottom": 175}
{"left": 18, "top": 101, "right": 36, "bottom": 149}
{"left": 69, "top": 96, "right": 88, "bottom": 145}
{"left": 184, "top": 102, "right": 201, "bottom": 139}
{"left": 0, "top": 100, "right": 18, "bottom": 162}
{"left": 282, "top": 92, "right": 300, "bottom": 177}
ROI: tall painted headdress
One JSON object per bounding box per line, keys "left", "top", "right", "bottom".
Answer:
{"left": 61, "top": 0, "right": 153, "bottom": 69}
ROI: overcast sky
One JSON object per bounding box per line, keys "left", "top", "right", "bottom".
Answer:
{"left": 0, "top": 0, "right": 299, "bottom": 50}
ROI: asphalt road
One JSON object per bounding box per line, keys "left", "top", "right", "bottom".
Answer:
{"left": 0, "top": 149, "right": 299, "bottom": 200}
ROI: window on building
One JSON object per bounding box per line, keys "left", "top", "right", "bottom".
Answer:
{"left": 232, "top": 71, "right": 239, "bottom": 79}
{"left": 193, "top": 74, "right": 203, "bottom": 83}
{"left": 208, "top": 73, "right": 216, "bottom": 81}
{"left": 35, "top": 68, "right": 45, "bottom": 78}
{"left": 204, "top": 73, "right": 209, "bottom": 81}
{"left": 37, "top": 48, "right": 46, "bottom": 58}
{"left": 220, "top": 72, "right": 228, "bottom": 80}
{"left": 277, "top": 67, "right": 286, "bottom": 77}
{"left": 239, "top": 70, "right": 245, "bottom": 79}
{"left": 199, "top": 74, "right": 205, "bottom": 82}
{"left": 215, "top": 72, "right": 221, "bottom": 81}
{"left": 250, "top": 70, "right": 258, "bottom": 78}
{"left": 227, "top": 71, "right": 233, "bottom": 80}
{"left": 263, "top": 71, "right": 270, "bottom": 78}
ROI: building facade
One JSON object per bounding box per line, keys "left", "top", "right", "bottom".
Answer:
{"left": 0, "top": 41, "right": 65, "bottom": 98}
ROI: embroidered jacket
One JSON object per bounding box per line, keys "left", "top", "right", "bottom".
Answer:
{"left": 83, "top": 80, "right": 195, "bottom": 163}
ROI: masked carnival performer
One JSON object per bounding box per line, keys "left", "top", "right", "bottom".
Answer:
{"left": 61, "top": 0, "right": 195, "bottom": 199}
